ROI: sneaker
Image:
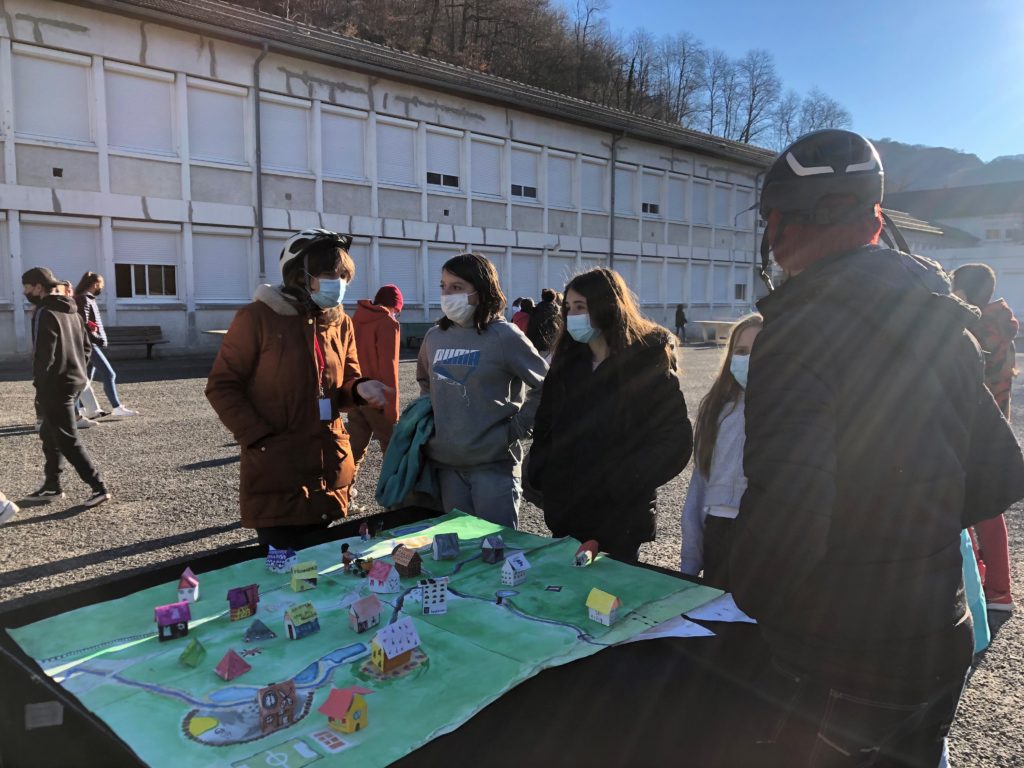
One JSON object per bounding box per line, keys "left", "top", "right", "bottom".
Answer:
{"left": 27, "top": 486, "right": 64, "bottom": 502}
{"left": 83, "top": 488, "right": 112, "bottom": 508}
{"left": 76, "top": 417, "right": 99, "bottom": 429}
{"left": 35, "top": 419, "right": 42, "bottom": 433}
{"left": 109, "top": 406, "right": 138, "bottom": 418}
{"left": 0, "top": 498, "right": 18, "bottom": 525}
{"left": 83, "top": 410, "right": 110, "bottom": 419}
{"left": 986, "top": 593, "right": 1015, "bottom": 612}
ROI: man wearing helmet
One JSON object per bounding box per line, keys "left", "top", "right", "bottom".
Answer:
{"left": 729, "top": 131, "right": 1024, "bottom": 765}
{"left": 206, "top": 229, "right": 392, "bottom": 551}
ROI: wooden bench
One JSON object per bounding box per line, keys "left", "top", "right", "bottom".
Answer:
{"left": 105, "top": 326, "right": 169, "bottom": 359}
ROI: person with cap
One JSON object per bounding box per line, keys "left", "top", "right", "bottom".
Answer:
{"left": 206, "top": 229, "right": 393, "bottom": 551}
{"left": 21, "top": 267, "right": 111, "bottom": 508}
{"left": 728, "top": 130, "right": 1024, "bottom": 766}
{"left": 348, "top": 284, "right": 404, "bottom": 501}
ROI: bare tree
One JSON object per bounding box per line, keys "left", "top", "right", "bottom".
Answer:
{"left": 653, "top": 32, "right": 705, "bottom": 126}
{"left": 735, "top": 49, "right": 780, "bottom": 144}
{"left": 702, "top": 48, "right": 732, "bottom": 136}
{"left": 798, "top": 87, "right": 853, "bottom": 135}
{"left": 770, "top": 89, "right": 802, "bottom": 150}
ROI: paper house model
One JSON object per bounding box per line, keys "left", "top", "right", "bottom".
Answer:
{"left": 318, "top": 686, "right": 374, "bottom": 734}
{"left": 258, "top": 680, "right": 297, "bottom": 734}
{"left": 371, "top": 617, "right": 421, "bottom": 673}
{"left": 215, "top": 649, "right": 252, "bottom": 681}
{"left": 227, "top": 584, "right": 259, "bottom": 621}
{"left": 359, "top": 522, "right": 370, "bottom": 541}
{"left": 392, "top": 545, "right": 422, "bottom": 578}
{"left": 284, "top": 602, "right": 321, "bottom": 640}
{"left": 179, "top": 637, "right": 206, "bottom": 667}
{"left": 574, "top": 540, "right": 600, "bottom": 567}
{"left": 291, "top": 561, "right": 319, "bottom": 592}
{"left": 480, "top": 535, "right": 505, "bottom": 564}
{"left": 244, "top": 619, "right": 277, "bottom": 643}
{"left": 154, "top": 600, "right": 191, "bottom": 642}
{"left": 349, "top": 594, "right": 383, "bottom": 633}
{"left": 586, "top": 588, "right": 622, "bottom": 626}
{"left": 431, "top": 533, "right": 460, "bottom": 561}
{"left": 419, "top": 577, "right": 449, "bottom": 616}
{"left": 501, "top": 553, "right": 531, "bottom": 586}
{"left": 367, "top": 561, "right": 400, "bottom": 593}
{"left": 177, "top": 567, "right": 200, "bottom": 603}
{"left": 266, "top": 545, "right": 297, "bottom": 574}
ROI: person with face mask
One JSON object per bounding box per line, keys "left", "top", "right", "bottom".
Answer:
{"left": 680, "top": 314, "right": 761, "bottom": 587}
{"left": 73, "top": 272, "right": 138, "bottom": 420}
{"left": 526, "top": 268, "right": 692, "bottom": 563}
{"left": 415, "top": 253, "right": 547, "bottom": 528}
{"left": 206, "top": 229, "right": 393, "bottom": 551}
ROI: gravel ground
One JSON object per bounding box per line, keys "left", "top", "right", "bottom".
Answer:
{"left": 0, "top": 345, "right": 1021, "bottom": 764}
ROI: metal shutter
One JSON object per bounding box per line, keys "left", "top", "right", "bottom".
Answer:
{"left": 641, "top": 259, "right": 661, "bottom": 304}
{"left": 642, "top": 172, "right": 662, "bottom": 211}
{"left": 713, "top": 264, "right": 731, "bottom": 303}
{"left": 471, "top": 139, "right": 501, "bottom": 197}
{"left": 113, "top": 227, "right": 179, "bottom": 266}
{"left": 13, "top": 52, "right": 91, "bottom": 142}
{"left": 693, "top": 182, "right": 710, "bottom": 225}
{"left": 345, "top": 241, "right": 370, "bottom": 305}
{"left": 511, "top": 148, "right": 538, "bottom": 187}
{"left": 426, "top": 132, "right": 460, "bottom": 178}
{"left": 547, "top": 254, "right": 575, "bottom": 290}
{"left": 547, "top": 155, "right": 573, "bottom": 208}
{"left": 691, "top": 263, "right": 709, "bottom": 302}
{"left": 714, "top": 185, "right": 732, "bottom": 227}
{"left": 379, "top": 242, "right": 420, "bottom": 304}
{"left": 735, "top": 186, "right": 754, "bottom": 230}
{"left": 666, "top": 260, "right": 686, "bottom": 304}
{"left": 509, "top": 251, "right": 541, "bottom": 301}
{"left": 580, "top": 255, "right": 603, "bottom": 274}
{"left": 193, "top": 231, "right": 251, "bottom": 301}
{"left": 428, "top": 245, "right": 460, "bottom": 304}
{"left": 105, "top": 69, "right": 174, "bottom": 154}
{"left": 260, "top": 100, "right": 310, "bottom": 173}
{"left": 667, "top": 176, "right": 687, "bottom": 222}
{"left": 377, "top": 123, "right": 416, "bottom": 186}
{"left": 614, "top": 166, "right": 636, "bottom": 214}
{"left": 187, "top": 84, "right": 246, "bottom": 164}
{"left": 615, "top": 256, "right": 636, "bottom": 290}
{"left": 20, "top": 221, "right": 100, "bottom": 287}
{"left": 582, "top": 161, "right": 606, "bottom": 211}
{"left": 321, "top": 111, "right": 365, "bottom": 179}
{"left": 262, "top": 232, "right": 290, "bottom": 286}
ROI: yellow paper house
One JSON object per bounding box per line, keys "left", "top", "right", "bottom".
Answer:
{"left": 290, "top": 561, "right": 318, "bottom": 592}
{"left": 586, "top": 587, "right": 621, "bottom": 626}
{"left": 318, "top": 686, "right": 374, "bottom": 734}
{"left": 370, "top": 617, "right": 420, "bottom": 673}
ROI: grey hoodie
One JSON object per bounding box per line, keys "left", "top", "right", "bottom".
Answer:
{"left": 416, "top": 318, "right": 548, "bottom": 468}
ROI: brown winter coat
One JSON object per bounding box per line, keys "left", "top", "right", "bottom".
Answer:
{"left": 206, "top": 285, "right": 365, "bottom": 529}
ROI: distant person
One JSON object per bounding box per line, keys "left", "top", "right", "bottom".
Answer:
{"left": 675, "top": 303, "right": 687, "bottom": 341}
{"left": 526, "top": 288, "right": 563, "bottom": 359}
{"left": 206, "top": 229, "right": 392, "bottom": 551}
{"left": 511, "top": 297, "right": 533, "bottom": 334}
{"left": 680, "top": 313, "right": 761, "bottom": 587}
{"left": 952, "top": 262, "right": 1019, "bottom": 612}
{"left": 74, "top": 272, "right": 139, "bottom": 420}
{"left": 21, "top": 267, "right": 111, "bottom": 508}
{"left": 527, "top": 268, "right": 692, "bottom": 563}
{"left": 350, "top": 284, "right": 403, "bottom": 501}
{"left": 416, "top": 253, "right": 547, "bottom": 527}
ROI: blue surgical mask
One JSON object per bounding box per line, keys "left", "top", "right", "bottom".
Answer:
{"left": 311, "top": 278, "right": 347, "bottom": 309}
{"left": 566, "top": 313, "right": 600, "bottom": 343}
{"left": 730, "top": 353, "right": 750, "bottom": 388}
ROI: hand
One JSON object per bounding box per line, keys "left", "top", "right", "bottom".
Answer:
{"left": 356, "top": 380, "right": 394, "bottom": 410}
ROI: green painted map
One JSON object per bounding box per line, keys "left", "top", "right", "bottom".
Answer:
{"left": 10, "top": 512, "right": 721, "bottom": 767}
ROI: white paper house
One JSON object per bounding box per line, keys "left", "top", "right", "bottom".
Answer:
{"left": 419, "top": 577, "right": 449, "bottom": 616}
{"left": 367, "top": 561, "right": 401, "bottom": 594}
{"left": 500, "top": 553, "right": 531, "bottom": 586}
{"left": 374, "top": 617, "right": 421, "bottom": 660}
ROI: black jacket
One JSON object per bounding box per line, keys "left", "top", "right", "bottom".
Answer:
{"left": 33, "top": 294, "right": 91, "bottom": 395}
{"left": 526, "top": 299, "right": 562, "bottom": 354}
{"left": 527, "top": 333, "right": 693, "bottom": 552}
{"left": 731, "top": 246, "right": 1024, "bottom": 687}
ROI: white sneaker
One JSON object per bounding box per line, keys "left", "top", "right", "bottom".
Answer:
{"left": 76, "top": 417, "right": 98, "bottom": 429}
{"left": 109, "top": 406, "right": 139, "bottom": 418}
{"left": 0, "top": 499, "right": 17, "bottom": 525}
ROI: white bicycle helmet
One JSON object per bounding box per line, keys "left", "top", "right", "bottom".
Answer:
{"left": 279, "top": 228, "right": 353, "bottom": 274}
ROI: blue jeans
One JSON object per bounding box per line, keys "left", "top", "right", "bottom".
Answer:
{"left": 437, "top": 462, "right": 521, "bottom": 528}
{"left": 89, "top": 346, "right": 121, "bottom": 409}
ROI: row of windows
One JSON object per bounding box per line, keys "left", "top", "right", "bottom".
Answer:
{"left": 7, "top": 44, "right": 754, "bottom": 227}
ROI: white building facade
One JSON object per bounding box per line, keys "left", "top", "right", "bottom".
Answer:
{"left": 0, "top": 0, "right": 771, "bottom": 356}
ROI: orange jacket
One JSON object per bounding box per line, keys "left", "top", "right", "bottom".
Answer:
{"left": 353, "top": 299, "right": 400, "bottom": 423}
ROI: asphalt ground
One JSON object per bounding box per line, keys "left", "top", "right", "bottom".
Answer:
{"left": 0, "top": 345, "right": 1021, "bottom": 765}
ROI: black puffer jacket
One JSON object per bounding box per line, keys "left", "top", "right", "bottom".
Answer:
{"left": 526, "top": 299, "right": 562, "bottom": 354}
{"left": 527, "top": 332, "right": 693, "bottom": 553}
{"left": 33, "top": 294, "right": 91, "bottom": 396}
{"left": 731, "top": 246, "right": 1024, "bottom": 687}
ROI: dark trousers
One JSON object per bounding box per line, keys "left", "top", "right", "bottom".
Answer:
{"left": 702, "top": 515, "right": 736, "bottom": 591}
{"left": 38, "top": 391, "right": 104, "bottom": 491}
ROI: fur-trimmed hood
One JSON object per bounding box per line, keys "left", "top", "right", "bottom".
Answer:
{"left": 254, "top": 284, "right": 300, "bottom": 316}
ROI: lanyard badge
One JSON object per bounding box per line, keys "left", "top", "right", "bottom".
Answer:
{"left": 313, "top": 331, "right": 332, "bottom": 421}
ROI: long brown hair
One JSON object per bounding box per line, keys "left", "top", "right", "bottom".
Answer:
{"left": 693, "top": 313, "right": 763, "bottom": 477}
{"left": 437, "top": 252, "right": 507, "bottom": 333}
{"left": 75, "top": 271, "right": 103, "bottom": 296}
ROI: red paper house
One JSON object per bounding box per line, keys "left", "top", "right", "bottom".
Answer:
{"left": 226, "top": 584, "right": 259, "bottom": 621}
{"left": 318, "top": 686, "right": 374, "bottom": 734}
{"left": 177, "top": 567, "right": 200, "bottom": 603}
{"left": 215, "top": 649, "right": 252, "bottom": 681}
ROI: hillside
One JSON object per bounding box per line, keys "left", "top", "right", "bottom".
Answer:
{"left": 875, "top": 138, "right": 1024, "bottom": 192}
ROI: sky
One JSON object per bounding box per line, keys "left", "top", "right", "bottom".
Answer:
{"left": 559, "top": 0, "right": 1024, "bottom": 162}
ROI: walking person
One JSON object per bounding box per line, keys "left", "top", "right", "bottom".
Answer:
{"left": 21, "top": 267, "right": 111, "bottom": 508}
{"left": 526, "top": 267, "right": 692, "bottom": 563}
{"left": 675, "top": 303, "right": 687, "bottom": 342}
{"left": 206, "top": 229, "right": 392, "bottom": 551}
{"left": 416, "top": 253, "right": 547, "bottom": 528}
{"left": 526, "top": 288, "right": 563, "bottom": 360}
{"left": 74, "top": 272, "right": 139, "bottom": 420}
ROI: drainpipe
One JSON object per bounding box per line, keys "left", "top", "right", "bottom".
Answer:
{"left": 254, "top": 43, "right": 269, "bottom": 277}
{"left": 608, "top": 133, "right": 623, "bottom": 270}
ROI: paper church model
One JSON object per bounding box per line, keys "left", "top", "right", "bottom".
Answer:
{"left": 367, "top": 561, "right": 400, "bottom": 593}
{"left": 291, "top": 561, "right": 318, "bottom": 592}
{"left": 215, "top": 649, "right": 252, "bottom": 681}
{"left": 319, "top": 686, "right": 374, "bottom": 734}
{"left": 371, "top": 617, "right": 421, "bottom": 673}
{"left": 226, "top": 584, "right": 260, "bottom": 621}
{"left": 177, "top": 567, "right": 200, "bottom": 603}
{"left": 179, "top": 637, "right": 206, "bottom": 667}
{"left": 284, "top": 602, "right": 321, "bottom": 640}
{"left": 266, "top": 545, "right": 297, "bottom": 574}
{"left": 419, "top": 577, "right": 449, "bottom": 615}
{"left": 392, "top": 545, "right": 422, "bottom": 578}
{"left": 154, "top": 600, "right": 191, "bottom": 642}
{"left": 480, "top": 535, "right": 505, "bottom": 564}
{"left": 501, "top": 553, "right": 531, "bottom": 586}
{"left": 574, "top": 540, "right": 600, "bottom": 567}
{"left": 349, "top": 594, "right": 383, "bottom": 633}
{"left": 258, "top": 680, "right": 297, "bottom": 735}
{"left": 586, "top": 588, "right": 622, "bottom": 626}
{"left": 431, "top": 533, "right": 460, "bottom": 561}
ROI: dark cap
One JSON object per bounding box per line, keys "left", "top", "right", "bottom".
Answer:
{"left": 21, "top": 267, "right": 60, "bottom": 288}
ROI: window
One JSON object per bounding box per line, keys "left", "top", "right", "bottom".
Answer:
{"left": 547, "top": 154, "right": 574, "bottom": 208}
{"left": 735, "top": 187, "right": 754, "bottom": 230}
{"left": 667, "top": 176, "right": 688, "bottom": 221}
{"left": 581, "top": 160, "right": 607, "bottom": 212}
{"left": 13, "top": 46, "right": 91, "bottom": 143}
{"left": 193, "top": 229, "right": 251, "bottom": 302}
{"left": 616, "top": 256, "right": 635, "bottom": 287}
{"left": 377, "top": 121, "right": 416, "bottom": 186}
{"left": 511, "top": 146, "right": 539, "bottom": 200}
{"left": 614, "top": 165, "right": 636, "bottom": 215}
{"left": 666, "top": 260, "right": 686, "bottom": 304}
{"left": 1007, "top": 229, "right": 1023, "bottom": 240}
{"left": 262, "top": 231, "right": 290, "bottom": 286}
{"left": 547, "top": 254, "right": 575, "bottom": 289}
{"left": 713, "top": 264, "right": 731, "bottom": 303}
{"left": 986, "top": 229, "right": 1002, "bottom": 240}
{"left": 112, "top": 224, "right": 180, "bottom": 299}
{"left": 691, "top": 263, "right": 708, "bottom": 302}
{"left": 321, "top": 109, "right": 366, "bottom": 179}
{"left": 693, "top": 182, "right": 710, "bottom": 224}
{"left": 509, "top": 250, "right": 541, "bottom": 300}
{"left": 471, "top": 138, "right": 502, "bottom": 197}
{"left": 428, "top": 245, "right": 460, "bottom": 303}
{"left": 260, "top": 97, "right": 310, "bottom": 173}
{"left": 642, "top": 172, "right": 662, "bottom": 217}
{"left": 105, "top": 64, "right": 175, "bottom": 155}
{"left": 188, "top": 79, "right": 247, "bottom": 164}
{"left": 735, "top": 283, "right": 748, "bottom": 301}
{"left": 344, "top": 241, "right": 371, "bottom": 305}
{"left": 20, "top": 217, "right": 99, "bottom": 288}
{"left": 641, "top": 259, "right": 661, "bottom": 303}
{"left": 379, "top": 242, "right": 420, "bottom": 304}
{"left": 714, "top": 185, "right": 732, "bottom": 227}
{"left": 114, "top": 264, "right": 177, "bottom": 298}
{"left": 426, "top": 131, "right": 461, "bottom": 189}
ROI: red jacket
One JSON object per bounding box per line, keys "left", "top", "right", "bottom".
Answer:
{"left": 971, "top": 299, "right": 1019, "bottom": 417}
{"left": 353, "top": 300, "right": 400, "bottom": 423}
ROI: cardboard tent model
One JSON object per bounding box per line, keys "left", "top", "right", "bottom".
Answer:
{"left": 177, "top": 567, "right": 200, "bottom": 603}
{"left": 215, "top": 649, "right": 252, "bottom": 681}
{"left": 419, "top": 576, "right": 449, "bottom": 616}
{"left": 266, "top": 546, "right": 297, "bottom": 574}
{"left": 291, "top": 561, "right": 319, "bottom": 592}
{"left": 349, "top": 594, "right": 383, "bottom": 633}
{"left": 501, "top": 553, "right": 531, "bottom": 586}
{"left": 179, "top": 637, "right": 206, "bottom": 668}
{"left": 431, "top": 533, "right": 460, "bottom": 561}
{"left": 586, "top": 587, "right": 622, "bottom": 626}
{"left": 226, "top": 584, "right": 259, "bottom": 621}
{"left": 244, "top": 619, "right": 277, "bottom": 642}
{"left": 371, "top": 617, "right": 421, "bottom": 673}
{"left": 258, "top": 680, "right": 298, "bottom": 735}
{"left": 284, "top": 602, "right": 321, "bottom": 640}
{"left": 480, "top": 535, "right": 505, "bottom": 564}
{"left": 319, "top": 686, "right": 374, "bottom": 734}
{"left": 367, "top": 561, "right": 401, "bottom": 594}
{"left": 154, "top": 601, "right": 191, "bottom": 642}
{"left": 392, "top": 545, "right": 422, "bottom": 578}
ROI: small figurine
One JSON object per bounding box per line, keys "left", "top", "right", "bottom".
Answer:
{"left": 586, "top": 587, "right": 621, "bottom": 626}
{"left": 214, "top": 649, "right": 252, "bottom": 681}
{"left": 290, "top": 561, "right": 318, "bottom": 592}
{"left": 154, "top": 601, "right": 191, "bottom": 642}
{"left": 284, "top": 602, "right": 321, "bottom": 640}
{"left": 341, "top": 543, "right": 355, "bottom": 573}
{"left": 258, "top": 681, "right": 297, "bottom": 734}
{"left": 392, "top": 545, "right": 422, "bottom": 578}
{"left": 177, "top": 567, "right": 200, "bottom": 603}
{"left": 179, "top": 637, "right": 206, "bottom": 667}
{"left": 359, "top": 522, "right": 370, "bottom": 542}
{"left": 318, "top": 686, "right": 374, "bottom": 734}
{"left": 501, "top": 553, "right": 531, "bottom": 586}
{"left": 431, "top": 533, "right": 460, "bottom": 561}
{"left": 574, "top": 540, "right": 600, "bottom": 568}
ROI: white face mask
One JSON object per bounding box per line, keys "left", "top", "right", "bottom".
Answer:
{"left": 441, "top": 292, "right": 477, "bottom": 327}
{"left": 730, "top": 353, "right": 750, "bottom": 388}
